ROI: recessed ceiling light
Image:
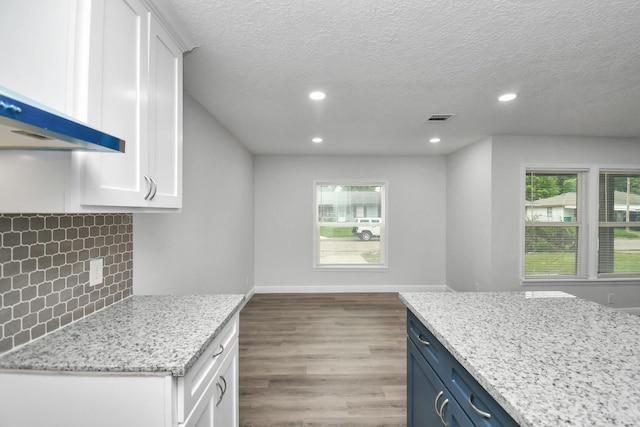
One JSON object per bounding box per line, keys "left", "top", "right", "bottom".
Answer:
{"left": 312, "top": 137, "right": 323, "bottom": 143}
{"left": 429, "top": 138, "right": 441, "bottom": 144}
{"left": 498, "top": 93, "right": 517, "bottom": 102}
{"left": 309, "top": 91, "right": 326, "bottom": 101}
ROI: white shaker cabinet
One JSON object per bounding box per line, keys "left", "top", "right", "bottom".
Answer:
{"left": 78, "top": 0, "right": 184, "bottom": 209}
{"left": 178, "top": 315, "right": 239, "bottom": 427}
{"left": 0, "top": 0, "right": 81, "bottom": 115}
{"left": 180, "top": 340, "right": 239, "bottom": 427}
{"left": 0, "top": 314, "right": 240, "bottom": 427}
{"left": 145, "top": 14, "right": 183, "bottom": 208}
{"left": 78, "top": 0, "right": 150, "bottom": 208}
{"left": 0, "top": 0, "right": 191, "bottom": 213}
{"left": 0, "top": 0, "right": 87, "bottom": 213}
{"left": 213, "top": 343, "right": 239, "bottom": 427}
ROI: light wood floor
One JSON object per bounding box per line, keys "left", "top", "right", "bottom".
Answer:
{"left": 239, "top": 293, "right": 407, "bottom": 427}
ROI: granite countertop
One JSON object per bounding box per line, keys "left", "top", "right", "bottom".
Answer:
{"left": 400, "top": 291, "right": 640, "bottom": 427}
{"left": 0, "top": 294, "right": 245, "bottom": 376}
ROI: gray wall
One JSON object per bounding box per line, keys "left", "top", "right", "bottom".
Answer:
{"left": 446, "top": 135, "right": 640, "bottom": 308}
{"left": 446, "top": 138, "right": 493, "bottom": 292}
{"left": 253, "top": 155, "right": 447, "bottom": 292}
{"left": 133, "top": 94, "right": 254, "bottom": 295}
{"left": 131, "top": 94, "right": 640, "bottom": 309}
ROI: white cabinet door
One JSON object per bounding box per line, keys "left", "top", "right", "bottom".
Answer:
{"left": 146, "top": 14, "right": 183, "bottom": 208}
{"left": 78, "top": 0, "right": 183, "bottom": 210}
{"left": 80, "top": 0, "right": 151, "bottom": 207}
{"left": 0, "top": 372, "right": 174, "bottom": 427}
{"left": 0, "top": 0, "right": 78, "bottom": 115}
{"left": 190, "top": 394, "right": 215, "bottom": 427}
{"left": 214, "top": 340, "right": 239, "bottom": 427}
{"left": 0, "top": 0, "right": 87, "bottom": 213}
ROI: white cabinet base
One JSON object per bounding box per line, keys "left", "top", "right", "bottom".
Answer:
{"left": 0, "top": 314, "right": 239, "bottom": 427}
{"left": 0, "top": 372, "right": 174, "bottom": 427}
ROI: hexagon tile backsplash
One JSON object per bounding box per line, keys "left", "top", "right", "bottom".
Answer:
{"left": 0, "top": 214, "right": 133, "bottom": 354}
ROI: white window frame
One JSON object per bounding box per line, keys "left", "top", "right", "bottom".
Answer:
{"left": 597, "top": 168, "right": 640, "bottom": 279}
{"left": 522, "top": 164, "right": 640, "bottom": 285}
{"left": 313, "top": 180, "right": 388, "bottom": 270}
{"left": 522, "top": 166, "right": 589, "bottom": 281}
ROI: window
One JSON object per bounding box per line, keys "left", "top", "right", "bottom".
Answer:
{"left": 524, "top": 171, "right": 583, "bottom": 278}
{"left": 314, "top": 182, "right": 386, "bottom": 268}
{"left": 599, "top": 171, "right": 640, "bottom": 276}
{"left": 523, "top": 167, "right": 640, "bottom": 282}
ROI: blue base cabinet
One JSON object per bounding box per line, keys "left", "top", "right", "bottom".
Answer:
{"left": 408, "top": 339, "right": 473, "bottom": 426}
{"left": 407, "top": 310, "right": 520, "bottom": 427}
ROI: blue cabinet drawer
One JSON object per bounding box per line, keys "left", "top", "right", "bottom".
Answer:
{"left": 447, "top": 358, "right": 519, "bottom": 427}
{"left": 407, "top": 309, "right": 450, "bottom": 378}
{"left": 408, "top": 338, "right": 474, "bottom": 427}
{"left": 407, "top": 309, "right": 520, "bottom": 427}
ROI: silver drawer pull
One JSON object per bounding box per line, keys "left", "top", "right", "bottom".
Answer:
{"left": 469, "top": 393, "right": 491, "bottom": 419}
{"left": 212, "top": 344, "right": 224, "bottom": 358}
{"left": 215, "top": 381, "right": 224, "bottom": 406}
{"left": 434, "top": 390, "right": 444, "bottom": 414}
{"left": 215, "top": 375, "right": 228, "bottom": 407}
{"left": 144, "top": 175, "right": 153, "bottom": 200}
{"left": 417, "top": 334, "right": 430, "bottom": 346}
{"left": 438, "top": 398, "right": 449, "bottom": 426}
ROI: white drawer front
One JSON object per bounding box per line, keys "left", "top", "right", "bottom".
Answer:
{"left": 176, "top": 314, "right": 239, "bottom": 423}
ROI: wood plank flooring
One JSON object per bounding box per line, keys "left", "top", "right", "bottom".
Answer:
{"left": 239, "top": 293, "right": 407, "bottom": 427}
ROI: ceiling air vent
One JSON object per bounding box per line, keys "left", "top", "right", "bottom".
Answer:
{"left": 425, "top": 114, "right": 455, "bottom": 122}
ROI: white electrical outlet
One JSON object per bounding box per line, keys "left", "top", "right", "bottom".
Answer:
{"left": 90, "top": 258, "right": 103, "bottom": 286}
{"left": 607, "top": 293, "right": 614, "bottom": 304}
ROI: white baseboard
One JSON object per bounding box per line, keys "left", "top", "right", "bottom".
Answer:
{"left": 253, "top": 284, "right": 447, "bottom": 294}
{"left": 243, "top": 287, "right": 256, "bottom": 305}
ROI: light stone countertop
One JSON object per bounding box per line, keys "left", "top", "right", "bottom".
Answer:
{"left": 0, "top": 294, "right": 245, "bottom": 376}
{"left": 399, "top": 291, "right": 640, "bottom": 427}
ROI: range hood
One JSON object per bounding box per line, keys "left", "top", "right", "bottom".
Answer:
{"left": 0, "top": 88, "right": 125, "bottom": 153}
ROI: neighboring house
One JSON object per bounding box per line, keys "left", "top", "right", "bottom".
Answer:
{"left": 317, "top": 190, "right": 381, "bottom": 222}
{"left": 526, "top": 191, "right": 640, "bottom": 222}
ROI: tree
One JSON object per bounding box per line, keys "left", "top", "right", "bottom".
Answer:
{"left": 526, "top": 173, "right": 578, "bottom": 201}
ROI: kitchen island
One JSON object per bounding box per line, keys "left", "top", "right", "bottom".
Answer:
{"left": 400, "top": 291, "right": 640, "bottom": 427}
{"left": 0, "top": 294, "right": 245, "bottom": 427}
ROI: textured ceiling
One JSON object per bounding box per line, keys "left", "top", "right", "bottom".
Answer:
{"left": 168, "top": 0, "right": 640, "bottom": 155}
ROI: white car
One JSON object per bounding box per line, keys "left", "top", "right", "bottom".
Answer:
{"left": 351, "top": 218, "right": 381, "bottom": 241}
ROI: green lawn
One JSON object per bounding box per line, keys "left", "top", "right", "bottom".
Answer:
{"left": 319, "top": 226, "right": 354, "bottom": 238}
{"left": 526, "top": 251, "right": 640, "bottom": 275}
{"left": 615, "top": 229, "right": 640, "bottom": 239}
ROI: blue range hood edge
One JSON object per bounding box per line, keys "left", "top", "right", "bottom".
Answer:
{"left": 0, "top": 88, "right": 125, "bottom": 153}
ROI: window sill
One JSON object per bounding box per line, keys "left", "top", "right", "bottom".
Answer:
{"left": 314, "top": 264, "right": 388, "bottom": 272}
{"left": 522, "top": 277, "right": 640, "bottom": 286}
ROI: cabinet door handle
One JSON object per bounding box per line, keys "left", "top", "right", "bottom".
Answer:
{"left": 212, "top": 344, "right": 224, "bottom": 358}
{"left": 144, "top": 175, "right": 153, "bottom": 200}
{"left": 215, "top": 375, "right": 228, "bottom": 407}
{"left": 149, "top": 176, "right": 157, "bottom": 200}
{"left": 417, "top": 334, "right": 430, "bottom": 346}
{"left": 469, "top": 393, "right": 492, "bottom": 419}
{"left": 438, "top": 398, "right": 449, "bottom": 426}
{"left": 143, "top": 175, "right": 158, "bottom": 200}
{"left": 434, "top": 390, "right": 444, "bottom": 415}
{"left": 216, "top": 381, "right": 224, "bottom": 406}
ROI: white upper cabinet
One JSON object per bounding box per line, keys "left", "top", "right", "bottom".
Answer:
{"left": 0, "top": 0, "right": 86, "bottom": 213}
{"left": 78, "top": 0, "right": 150, "bottom": 208}
{"left": 77, "top": 0, "right": 186, "bottom": 209}
{"left": 0, "top": 0, "right": 79, "bottom": 115}
{"left": 146, "top": 14, "right": 183, "bottom": 208}
{"left": 0, "top": 0, "right": 192, "bottom": 213}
